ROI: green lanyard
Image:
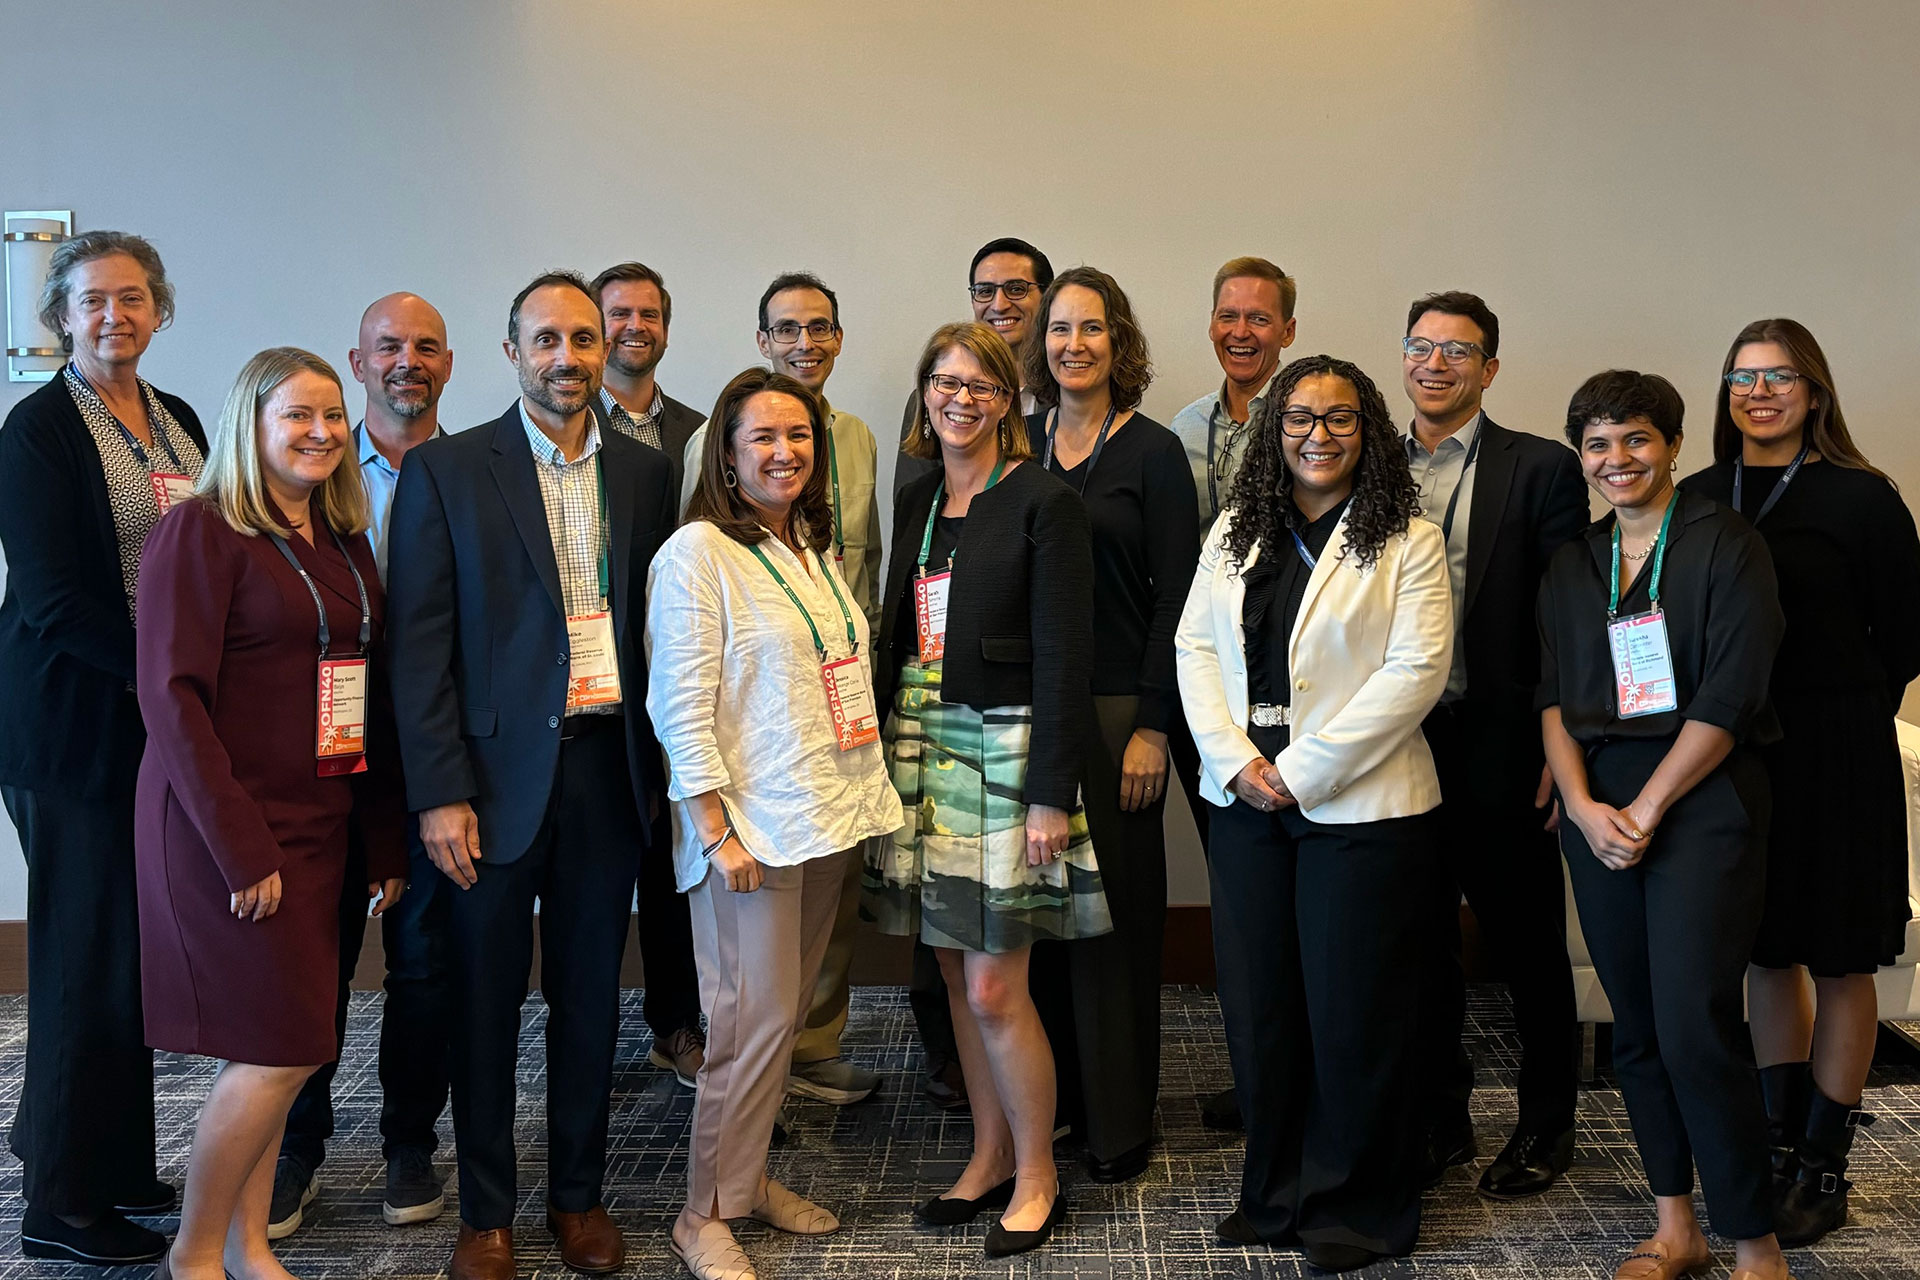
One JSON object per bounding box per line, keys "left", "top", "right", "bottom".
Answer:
{"left": 747, "top": 539, "right": 859, "bottom": 661}
{"left": 593, "top": 454, "right": 611, "bottom": 608}
{"left": 917, "top": 455, "right": 1008, "bottom": 573}
{"left": 1608, "top": 493, "right": 1678, "bottom": 619}
{"left": 824, "top": 414, "right": 845, "bottom": 563}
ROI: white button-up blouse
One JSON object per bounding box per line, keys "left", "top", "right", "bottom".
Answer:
{"left": 645, "top": 519, "right": 900, "bottom": 893}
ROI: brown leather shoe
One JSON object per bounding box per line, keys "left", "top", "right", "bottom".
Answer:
{"left": 547, "top": 1204, "right": 625, "bottom": 1274}
{"left": 450, "top": 1223, "right": 515, "bottom": 1280}
{"left": 1613, "top": 1238, "right": 1714, "bottom": 1280}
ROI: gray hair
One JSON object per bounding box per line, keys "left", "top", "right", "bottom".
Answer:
{"left": 37, "top": 230, "right": 177, "bottom": 354}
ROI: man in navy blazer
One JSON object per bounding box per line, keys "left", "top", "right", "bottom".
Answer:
{"left": 386, "top": 271, "right": 675, "bottom": 1280}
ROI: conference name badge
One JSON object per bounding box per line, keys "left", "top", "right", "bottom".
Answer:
{"left": 316, "top": 656, "right": 369, "bottom": 777}
{"left": 822, "top": 655, "right": 880, "bottom": 751}
{"left": 914, "top": 569, "right": 951, "bottom": 663}
{"left": 149, "top": 471, "right": 194, "bottom": 513}
{"left": 1607, "top": 609, "right": 1678, "bottom": 719}
{"left": 566, "top": 611, "right": 622, "bottom": 710}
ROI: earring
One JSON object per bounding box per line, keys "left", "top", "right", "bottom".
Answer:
{"left": 921, "top": 419, "right": 932, "bottom": 438}
{"left": 724, "top": 466, "right": 738, "bottom": 488}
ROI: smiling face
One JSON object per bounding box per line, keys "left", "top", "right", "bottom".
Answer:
{"left": 971, "top": 252, "right": 1045, "bottom": 350}
{"left": 61, "top": 252, "right": 159, "bottom": 374}
{"left": 507, "top": 284, "right": 605, "bottom": 417}
{"left": 923, "top": 344, "right": 1009, "bottom": 459}
{"left": 1403, "top": 309, "right": 1498, "bottom": 428}
{"left": 755, "top": 287, "right": 841, "bottom": 392}
{"left": 1044, "top": 284, "right": 1114, "bottom": 397}
{"left": 602, "top": 278, "right": 669, "bottom": 380}
{"left": 727, "top": 391, "right": 815, "bottom": 525}
{"left": 1579, "top": 416, "right": 1681, "bottom": 513}
{"left": 1210, "top": 275, "right": 1295, "bottom": 394}
{"left": 258, "top": 370, "right": 351, "bottom": 504}
{"left": 351, "top": 294, "right": 451, "bottom": 421}
{"left": 1726, "top": 340, "right": 1814, "bottom": 454}
{"left": 1281, "top": 373, "right": 1364, "bottom": 501}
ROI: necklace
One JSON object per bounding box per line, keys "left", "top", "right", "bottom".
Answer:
{"left": 1621, "top": 542, "right": 1653, "bottom": 562}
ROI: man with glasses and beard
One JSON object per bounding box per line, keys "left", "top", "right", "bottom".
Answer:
{"left": 270, "top": 292, "right": 457, "bottom": 1239}
{"left": 387, "top": 271, "right": 676, "bottom": 1280}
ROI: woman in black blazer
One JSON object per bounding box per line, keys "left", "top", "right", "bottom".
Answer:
{"left": 866, "top": 322, "right": 1105, "bottom": 1258}
{"left": 0, "top": 231, "right": 206, "bottom": 1265}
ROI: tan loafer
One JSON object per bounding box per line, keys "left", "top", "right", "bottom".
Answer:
{"left": 747, "top": 1178, "right": 840, "bottom": 1235}
{"left": 1613, "top": 1239, "right": 1714, "bottom": 1280}
{"left": 672, "top": 1219, "right": 757, "bottom": 1280}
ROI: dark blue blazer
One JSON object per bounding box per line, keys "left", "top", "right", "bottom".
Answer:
{"left": 385, "top": 403, "right": 675, "bottom": 863}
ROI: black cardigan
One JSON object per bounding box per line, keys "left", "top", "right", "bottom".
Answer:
{"left": 877, "top": 461, "right": 1094, "bottom": 809}
{"left": 0, "top": 375, "right": 208, "bottom": 796}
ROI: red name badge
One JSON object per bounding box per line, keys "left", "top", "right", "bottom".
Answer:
{"left": 822, "top": 655, "right": 880, "bottom": 751}
{"left": 914, "top": 569, "right": 951, "bottom": 663}
{"left": 317, "top": 657, "right": 370, "bottom": 776}
{"left": 150, "top": 472, "right": 194, "bottom": 513}
{"left": 1607, "top": 609, "right": 1679, "bottom": 719}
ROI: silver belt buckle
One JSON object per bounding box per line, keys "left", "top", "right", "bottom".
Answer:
{"left": 1249, "top": 703, "right": 1291, "bottom": 728}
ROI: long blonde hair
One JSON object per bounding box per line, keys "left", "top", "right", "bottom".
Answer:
{"left": 198, "top": 347, "right": 369, "bottom": 538}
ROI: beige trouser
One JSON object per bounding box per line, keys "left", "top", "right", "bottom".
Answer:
{"left": 790, "top": 842, "right": 865, "bottom": 1063}
{"left": 686, "top": 847, "right": 851, "bottom": 1217}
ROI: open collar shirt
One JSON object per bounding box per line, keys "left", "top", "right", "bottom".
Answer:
{"left": 1404, "top": 410, "right": 1482, "bottom": 700}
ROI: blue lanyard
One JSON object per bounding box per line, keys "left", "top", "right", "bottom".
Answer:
{"left": 1044, "top": 403, "right": 1117, "bottom": 496}
{"left": 73, "top": 365, "right": 186, "bottom": 472}
{"left": 1289, "top": 527, "right": 1318, "bottom": 570}
{"left": 1731, "top": 438, "right": 1810, "bottom": 525}
{"left": 1437, "top": 424, "right": 1483, "bottom": 542}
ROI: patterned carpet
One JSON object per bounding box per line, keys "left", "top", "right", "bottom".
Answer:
{"left": 1, "top": 987, "right": 1918, "bottom": 1279}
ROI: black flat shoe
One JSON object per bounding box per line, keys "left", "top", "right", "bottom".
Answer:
{"left": 20, "top": 1207, "right": 167, "bottom": 1264}
{"left": 913, "top": 1177, "right": 1015, "bottom": 1227}
{"left": 1476, "top": 1127, "right": 1575, "bottom": 1200}
{"left": 1305, "top": 1239, "right": 1384, "bottom": 1273}
{"left": 115, "top": 1179, "right": 180, "bottom": 1216}
{"left": 983, "top": 1192, "right": 1066, "bottom": 1258}
{"left": 1216, "top": 1209, "right": 1262, "bottom": 1246}
{"left": 1085, "top": 1141, "right": 1151, "bottom": 1183}
{"left": 1200, "top": 1087, "right": 1244, "bottom": 1132}
{"left": 1417, "top": 1123, "right": 1478, "bottom": 1189}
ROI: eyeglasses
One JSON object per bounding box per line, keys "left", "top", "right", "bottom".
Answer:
{"left": 968, "top": 280, "right": 1039, "bottom": 304}
{"left": 1725, "top": 367, "right": 1801, "bottom": 395}
{"left": 1402, "top": 336, "right": 1488, "bottom": 364}
{"left": 1278, "top": 408, "right": 1361, "bottom": 437}
{"left": 762, "top": 319, "right": 837, "bottom": 345}
{"left": 926, "top": 372, "right": 1006, "bottom": 401}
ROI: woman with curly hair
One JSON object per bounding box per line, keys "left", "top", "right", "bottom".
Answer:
{"left": 1175, "top": 355, "right": 1452, "bottom": 1272}
{"left": 1020, "top": 266, "right": 1200, "bottom": 1183}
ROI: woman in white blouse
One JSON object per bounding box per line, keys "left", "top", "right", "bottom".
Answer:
{"left": 646, "top": 368, "right": 900, "bottom": 1280}
{"left": 1174, "top": 355, "right": 1451, "bottom": 1273}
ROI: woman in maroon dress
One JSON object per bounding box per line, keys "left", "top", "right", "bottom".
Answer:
{"left": 134, "top": 347, "right": 407, "bottom": 1280}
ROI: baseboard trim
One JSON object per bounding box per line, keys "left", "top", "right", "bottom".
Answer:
{"left": 0, "top": 905, "right": 1226, "bottom": 994}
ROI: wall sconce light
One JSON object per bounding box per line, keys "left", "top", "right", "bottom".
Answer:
{"left": 6, "top": 211, "right": 73, "bottom": 383}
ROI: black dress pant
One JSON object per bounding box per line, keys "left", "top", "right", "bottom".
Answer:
{"left": 1561, "top": 739, "right": 1772, "bottom": 1240}
{"left": 1, "top": 783, "right": 157, "bottom": 1215}
{"left": 448, "top": 720, "right": 642, "bottom": 1230}
{"left": 1210, "top": 791, "right": 1433, "bottom": 1256}
{"left": 1037, "top": 694, "right": 1167, "bottom": 1163}
{"left": 283, "top": 828, "right": 452, "bottom": 1168}
{"left": 635, "top": 803, "right": 702, "bottom": 1038}
{"left": 1418, "top": 704, "right": 1578, "bottom": 1137}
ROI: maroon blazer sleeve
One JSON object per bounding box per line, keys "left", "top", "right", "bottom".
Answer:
{"left": 135, "top": 503, "right": 284, "bottom": 892}
{"left": 349, "top": 533, "right": 409, "bottom": 884}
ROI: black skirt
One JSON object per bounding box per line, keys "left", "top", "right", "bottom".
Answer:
{"left": 1752, "top": 687, "right": 1913, "bottom": 975}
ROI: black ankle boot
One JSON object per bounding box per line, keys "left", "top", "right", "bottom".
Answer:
{"left": 1757, "top": 1060, "right": 1812, "bottom": 1187}
{"left": 1776, "top": 1085, "right": 1873, "bottom": 1248}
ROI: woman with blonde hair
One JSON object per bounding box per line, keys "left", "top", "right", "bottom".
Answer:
{"left": 135, "top": 347, "right": 407, "bottom": 1280}
{"left": 867, "top": 322, "right": 1103, "bottom": 1257}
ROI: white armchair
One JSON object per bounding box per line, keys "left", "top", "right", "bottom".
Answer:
{"left": 1566, "top": 718, "right": 1920, "bottom": 1026}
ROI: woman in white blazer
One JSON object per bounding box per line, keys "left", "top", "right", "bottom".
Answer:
{"left": 1175, "top": 355, "right": 1452, "bottom": 1273}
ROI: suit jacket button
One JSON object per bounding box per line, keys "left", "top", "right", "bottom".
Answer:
{"left": 549, "top": 715, "right": 560, "bottom": 728}
{"left": 558, "top": 653, "right": 567, "bottom": 665}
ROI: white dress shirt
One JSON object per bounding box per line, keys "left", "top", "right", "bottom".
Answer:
{"left": 645, "top": 519, "right": 900, "bottom": 892}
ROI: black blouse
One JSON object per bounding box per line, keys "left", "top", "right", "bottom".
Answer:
{"left": 1680, "top": 457, "right": 1920, "bottom": 707}
{"left": 1031, "top": 410, "right": 1200, "bottom": 732}
{"left": 1536, "top": 490, "right": 1783, "bottom": 746}
{"left": 1244, "top": 497, "right": 1350, "bottom": 705}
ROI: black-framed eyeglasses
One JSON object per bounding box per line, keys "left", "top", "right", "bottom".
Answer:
{"left": 926, "top": 372, "right": 1006, "bottom": 401}
{"left": 1402, "top": 336, "right": 1488, "bottom": 364}
{"left": 1725, "top": 367, "right": 1801, "bottom": 395}
{"left": 968, "top": 280, "right": 1039, "bottom": 303}
{"left": 762, "top": 319, "right": 837, "bottom": 345}
{"left": 1279, "top": 408, "right": 1361, "bottom": 437}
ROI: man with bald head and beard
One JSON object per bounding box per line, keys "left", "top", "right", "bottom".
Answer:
{"left": 270, "top": 292, "right": 458, "bottom": 1239}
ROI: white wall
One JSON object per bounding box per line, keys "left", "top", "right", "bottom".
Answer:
{"left": 3, "top": 0, "right": 1917, "bottom": 918}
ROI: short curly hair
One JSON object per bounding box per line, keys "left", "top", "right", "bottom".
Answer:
{"left": 1022, "top": 265, "right": 1152, "bottom": 413}
{"left": 1222, "top": 355, "right": 1418, "bottom": 573}
{"left": 38, "top": 230, "right": 176, "bottom": 355}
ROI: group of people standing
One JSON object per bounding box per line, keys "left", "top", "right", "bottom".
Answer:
{"left": 0, "top": 229, "right": 1912, "bottom": 1280}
